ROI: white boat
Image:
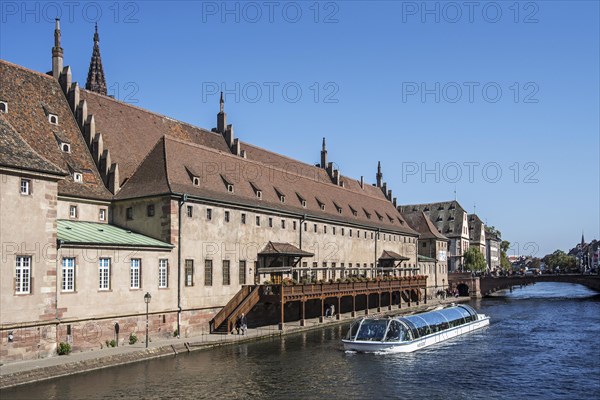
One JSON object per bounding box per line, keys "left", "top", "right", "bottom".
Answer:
{"left": 342, "top": 304, "right": 490, "bottom": 352}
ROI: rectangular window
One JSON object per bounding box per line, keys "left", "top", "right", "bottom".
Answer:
{"left": 281, "top": 220, "right": 286, "bottom": 229}
{"left": 15, "top": 256, "right": 31, "bottom": 294}
{"left": 126, "top": 207, "right": 133, "bottom": 220}
{"left": 159, "top": 259, "right": 168, "bottom": 288}
{"left": 62, "top": 257, "right": 75, "bottom": 292}
{"left": 186, "top": 205, "right": 193, "bottom": 218}
{"left": 130, "top": 258, "right": 141, "bottom": 289}
{"left": 223, "top": 260, "right": 231, "bottom": 285}
{"left": 268, "top": 217, "right": 273, "bottom": 228}
{"left": 225, "top": 210, "right": 230, "bottom": 223}
{"left": 256, "top": 216, "right": 261, "bottom": 226}
{"left": 333, "top": 227, "right": 336, "bottom": 235}
{"left": 241, "top": 213, "right": 246, "bottom": 224}
{"left": 185, "top": 259, "right": 194, "bottom": 287}
{"left": 70, "top": 205, "right": 78, "bottom": 219}
{"left": 205, "top": 260, "right": 213, "bottom": 286}
{"left": 147, "top": 204, "right": 155, "bottom": 217}
{"left": 342, "top": 228, "right": 345, "bottom": 236}
{"left": 20, "top": 178, "right": 31, "bottom": 195}
{"left": 324, "top": 225, "right": 327, "bottom": 234}
{"left": 239, "top": 260, "right": 246, "bottom": 285}
{"left": 99, "top": 208, "right": 106, "bottom": 221}
{"left": 293, "top": 221, "right": 297, "bottom": 230}
{"left": 304, "top": 223, "right": 307, "bottom": 231}
{"left": 349, "top": 229, "right": 352, "bottom": 237}
{"left": 206, "top": 208, "right": 212, "bottom": 220}
{"left": 99, "top": 258, "right": 110, "bottom": 290}
{"left": 314, "top": 224, "right": 317, "bottom": 233}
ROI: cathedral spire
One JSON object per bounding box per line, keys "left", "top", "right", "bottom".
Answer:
{"left": 51, "top": 18, "right": 63, "bottom": 79}
{"left": 217, "top": 92, "right": 227, "bottom": 133}
{"left": 86, "top": 23, "right": 107, "bottom": 95}
{"left": 376, "top": 161, "right": 383, "bottom": 187}
{"left": 320, "top": 137, "right": 327, "bottom": 168}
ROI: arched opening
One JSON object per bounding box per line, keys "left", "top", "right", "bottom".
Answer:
{"left": 457, "top": 283, "right": 470, "bottom": 297}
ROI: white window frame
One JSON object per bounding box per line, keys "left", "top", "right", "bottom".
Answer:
{"left": 159, "top": 259, "right": 168, "bottom": 288}
{"left": 20, "top": 178, "right": 31, "bottom": 195}
{"left": 69, "top": 205, "right": 78, "bottom": 218}
{"left": 73, "top": 172, "right": 83, "bottom": 183}
{"left": 99, "top": 208, "right": 106, "bottom": 221}
{"left": 62, "top": 257, "right": 75, "bottom": 292}
{"left": 48, "top": 114, "right": 58, "bottom": 125}
{"left": 15, "top": 256, "right": 31, "bottom": 294}
{"left": 99, "top": 258, "right": 110, "bottom": 290}
{"left": 130, "top": 258, "right": 141, "bottom": 289}
{"left": 0, "top": 101, "right": 7, "bottom": 113}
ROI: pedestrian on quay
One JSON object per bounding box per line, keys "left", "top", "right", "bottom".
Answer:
{"left": 240, "top": 313, "right": 248, "bottom": 335}
{"left": 330, "top": 304, "right": 335, "bottom": 318}
{"left": 235, "top": 315, "right": 241, "bottom": 335}
{"left": 324, "top": 303, "right": 331, "bottom": 318}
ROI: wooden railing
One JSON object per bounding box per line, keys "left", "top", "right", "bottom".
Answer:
{"left": 281, "top": 278, "right": 427, "bottom": 299}
{"left": 210, "top": 285, "right": 255, "bottom": 333}
{"left": 225, "top": 286, "right": 262, "bottom": 333}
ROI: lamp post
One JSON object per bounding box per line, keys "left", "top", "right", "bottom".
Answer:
{"left": 144, "top": 292, "right": 151, "bottom": 348}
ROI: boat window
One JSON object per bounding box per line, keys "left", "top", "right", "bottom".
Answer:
{"left": 355, "top": 319, "right": 389, "bottom": 341}
{"left": 347, "top": 319, "right": 362, "bottom": 340}
{"left": 384, "top": 320, "right": 404, "bottom": 342}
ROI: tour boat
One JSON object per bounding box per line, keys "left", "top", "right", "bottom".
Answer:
{"left": 342, "top": 304, "right": 490, "bottom": 352}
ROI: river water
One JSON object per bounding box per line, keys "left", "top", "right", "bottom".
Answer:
{"left": 3, "top": 282, "right": 599, "bottom": 399}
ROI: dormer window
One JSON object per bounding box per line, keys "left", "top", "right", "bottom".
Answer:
{"left": 220, "top": 175, "right": 234, "bottom": 193}
{"left": 274, "top": 187, "right": 285, "bottom": 203}
{"left": 61, "top": 143, "right": 71, "bottom": 153}
{"left": 73, "top": 172, "right": 83, "bottom": 183}
{"left": 48, "top": 114, "right": 58, "bottom": 125}
{"left": 316, "top": 197, "right": 325, "bottom": 211}
{"left": 250, "top": 181, "right": 262, "bottom": 199}
{"left": 333, "top": 202, "right": 342, "bottom": 214}
{"left": 0, "top": 101, "right": 7, "bottom": 113}
{"left": 296, "top": 192, "right": 307, "bottom": 208}
{"left": 363, "top": 208, "right": 371, "bottom": 219}
{"left": 375, "top": 211, "right": 383, "bottom": 221}
{"left": 193, "top": 176, "right": 200, "bottom": 186}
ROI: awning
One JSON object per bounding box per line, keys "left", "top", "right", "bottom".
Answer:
{"left": 379, "top": 250, "right": 410, "bottom": 261}
{"left": 258, "top": 242, "right": 314, "bottom": 257}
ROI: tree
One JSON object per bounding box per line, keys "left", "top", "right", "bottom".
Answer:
{"left": 485, "top": 226, "right": 502, "bottom": 239}
{"left": 543, "top": 250, "right": 577, "bottom": 272}
{"left": 463, "top": 247, "right": 487, "bottom": 272}
{"left": 500, "top": 240, "right": 511, "bottom": 270}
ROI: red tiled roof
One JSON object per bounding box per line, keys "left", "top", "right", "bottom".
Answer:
{"left": 0, "top": 60, "right": 111, "bottom": 200}
{"left": 402, "top": 211, "right": 448, "bottom": 240}
{"left": 118, "top": 136, "right": 417, "bottom": 235}
{"left": 80, "top": 89, "right": 231, "bottom": 185}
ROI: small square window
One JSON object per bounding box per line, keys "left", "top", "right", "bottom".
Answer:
{"left": 99, "top": 209, "right": 106, "bottom": 221}
{"left": 257, "top": 191, "right": 262, "bottom": 199}
{"left": 70, "top": 205, "right": 78, "bottom": 219}
{"left": 280, "top": 195, "right": 285, "bottom": 203}
{"left": 206, "top": 208, "right": 212, "bottom": 220}
{"left": 0, "top": 101, "right": 7, "bottom": 113}
{"left": 48, "top": 114, "right": 58, "bottom": 125}
{"left": 227, "top": 184, "right": 234, "bottom": 193}
{"left": 302, "top": 200, "right": 307, "bottom": 208}
{"left": 147, "top": 204, "right": 155, "bottom": 217}
{"left": 320, "top": 204, "right": 325, "bottom": 211}
{"left": 20, "top": 178, "right": 31, "bottom": 195}
{"left": 126, "top": 207, "right": 133, "bottom": 220}
{"left": 193, "top": 177, "right": 200, "bottom": 186}
{"left": 73, "top": 172, "right": 83, "bottom": 183}
{"left": 187, "top": 205, "right": 193, "bottom": 218}
{"left": 61, "top": 143, "right": 71, "bottom": 153}
{"left": 225, "top": 210, "right": 230, "bottom": 223}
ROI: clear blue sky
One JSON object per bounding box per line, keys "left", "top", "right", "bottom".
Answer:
{"left": 1, "top": 1, "right": 598, "bottom": 257}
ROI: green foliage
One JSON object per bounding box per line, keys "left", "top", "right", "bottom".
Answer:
{"left": 463, "top": 247, "right": 487, "bottom": 272}
{"left": 543, "top": 250, "right": 577, "bottom": 271}
{"left": 173, "top": 329, "right": 179, "bottom": 337}
{"left": 57, "top": 342, "right": 71, "bottom": 355}
{"left": 485, "top": 226, "right": 502, "bottom": 239}
{"left": 109, "top": 339, "right": 117, "bottom": 347}
{"left": 129, "top": 333, "right": 138, "bottom": 345}
{"left": 499, "top": 240, "right": 511, "bottom": 270}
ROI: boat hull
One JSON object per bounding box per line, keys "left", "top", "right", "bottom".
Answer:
{"left": 342, "top": 317, "right": 490, "bottom": 353}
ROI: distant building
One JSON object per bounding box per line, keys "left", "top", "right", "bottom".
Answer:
{"left": 399, "top": 201, "right": 470, "bottom": 272}
{"left": 485, "top": 231, "right": 502, "bottom": 271}
{"left": 468, "top": 214, "right": 487, "bottom": 261}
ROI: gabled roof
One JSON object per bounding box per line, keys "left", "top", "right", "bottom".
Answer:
{"left": 402, "top": 211, "right": 448, "bottom": 241}
{"left": 258, "top": 242, "right": 314, "bottom": 257}
{"left": 468, "top": 213, "right": 485, "bottom": 243}
{"left": 0, "top": 60, "right": 111, "bottom": 200}
{"left": 117, "top": 136, "right": 417, "bottom": 234}
{"left": 399, "top": 200, "right": 467, "bottom": 238}
{"left": 80, "top": 89, "right": 231, "bottom": 185}
{"left": 379, "top": 250, "right": 409, "bottom": 261}
{"left": 58, "top": 219, "right": 173, "bottom": 249}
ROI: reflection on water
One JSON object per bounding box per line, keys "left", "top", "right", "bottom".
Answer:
{"left": 2, "top": 283, "right": 599, "bottom": 400}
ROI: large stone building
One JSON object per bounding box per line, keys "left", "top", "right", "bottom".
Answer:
{"left": 1, "top": 22, "right": 421, "bottom": 362}
{"left": 399, "top": 201, "right": 470, "bottom": 272}
{"left": 468, "top": 214, "right": 487, "bottom": 257}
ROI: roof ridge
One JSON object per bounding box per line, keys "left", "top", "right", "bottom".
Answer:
{"left": 0, "top": 59, "right": 56, "bottom": 81}
{"left": 117, "top": 136, "right": 169, "bottom": 195}
{"left": 80, "top": 88, "right": 223, "bottom": 139}
{"left": 164, "top": 136, "right": 397, "bottom": 207}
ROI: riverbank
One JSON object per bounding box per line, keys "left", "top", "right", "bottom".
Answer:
{"left": 0, "top": 297, "right": 465, "bottom": 389}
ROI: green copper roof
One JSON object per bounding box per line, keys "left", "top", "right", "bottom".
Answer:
{"left": 418, "top": 255, "right": 436, "bottom": 262}
{"left": 57, "top": 220, "right": 173, "bottom": 249}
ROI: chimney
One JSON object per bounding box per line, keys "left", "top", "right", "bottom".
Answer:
{"left": 225, "top": 124, "right": 234, "bottom": 149}
{"left": 52, "top": 19, "right": 63, "bottom": 79}
{"left": 393, "top": 197, "right": 397, "bottom": 208}
{"left": 327, "top": 162, "right": 334, "bottom": 177}
{"left": 360, "top": 176, "right": 364, "bottom": 189}
{"left": 388, "top": 189, "right": 392, "bottom": 201}
{"left": 382, "top": 182, "right": 387, "bottom": 195}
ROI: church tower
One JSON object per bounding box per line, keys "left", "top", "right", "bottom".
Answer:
{"left": 86, "top": 23, "right": 107, "bottom": 95}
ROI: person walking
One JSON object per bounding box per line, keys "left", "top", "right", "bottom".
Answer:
{"left": 235, "top": 315, "right": 241, "bottom": 335}
{"left": 240, "top": 313, "right": 248, "bottom": 335}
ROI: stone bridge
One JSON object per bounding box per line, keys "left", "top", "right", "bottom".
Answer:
{"left": 448, "top": 273, "right": 600, "bottom": 297}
